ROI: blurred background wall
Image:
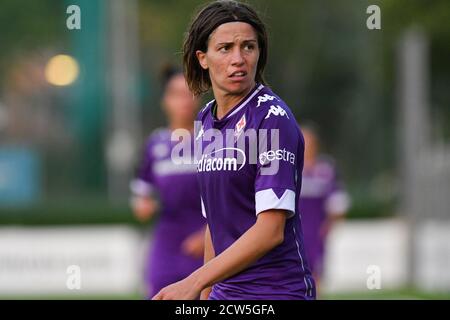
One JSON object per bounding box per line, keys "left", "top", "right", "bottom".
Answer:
{"left": 0, "top": 0, "right": 449, "bottom": 298}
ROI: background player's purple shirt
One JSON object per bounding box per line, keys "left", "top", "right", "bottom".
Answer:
{"left": 299, "top": 157, "right": 350, "bottom": 275}
{"left": 196, "top": 84, "right": 316, "bottom": 300}
{"left": 131, "top": 128, "right": 204, "bottom": 297}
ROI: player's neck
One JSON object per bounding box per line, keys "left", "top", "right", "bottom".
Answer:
{"left": 213, "top": 82, "right": 255, "bottom": 120}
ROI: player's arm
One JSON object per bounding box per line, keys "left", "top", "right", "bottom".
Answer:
{"left": 129, "top": 178, "right": 159, "bottom": 223}
{"left": 194, "top": 210, "right": 286, "bottom": 287}
{"left": 320, "top": 210, "right": 345, "bottom": 239}
{"left": 152, "top": 209, "right": 286, "bottom": 300}
{"left": 130, "top": 138, "right": 159, "bottom": 223}
{"left": 182, "top": 225, "right": 207, "bottom": 259}
{"left": 199, "top": 224, "right": 215, "bottom": 300}
{"left": 320, "top": 190, "right": 350, "bottom": 239}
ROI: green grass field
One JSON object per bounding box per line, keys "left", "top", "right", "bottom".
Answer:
{"left": 322, "top": 288, "right": 450, "bottom": 300}
{"left": 2, "top": 288, "right": 450, "bottom": 300}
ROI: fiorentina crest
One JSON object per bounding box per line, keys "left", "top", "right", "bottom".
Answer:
{"left": 234, "top": 114, "right": 246, "bottom": 142}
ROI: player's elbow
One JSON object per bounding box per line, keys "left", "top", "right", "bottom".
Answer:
{"left": 260, "top": 230, "right": 284, "bottom": 252}
{"left": 257, "top": 209, "right": 287, "bottom": 248}
{"left": 273, "top": 230, "right": 284, "bottom": 247}
{"left": 264, "top": 223, "right": 285, "bottom": 249}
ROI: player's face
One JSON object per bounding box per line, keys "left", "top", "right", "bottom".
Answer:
{"left": 196, "top": 22, "right": 259, "bottom": 97}
{"left": 163, "top": 74, "right": 199, "bottom": 123}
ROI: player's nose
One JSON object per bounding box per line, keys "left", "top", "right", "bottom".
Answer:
{"left": 230, "top": 47, "right": 245, "bottom": 66}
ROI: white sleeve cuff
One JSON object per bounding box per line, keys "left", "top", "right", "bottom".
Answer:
{"left": 201, "top": 197, "right": 207, "bottom": 218}
{"left": 325, "top": 191, "right": 350, "bottom": 215}
{"left": 130, "top": 179, "right": 155, "bottom": 197}
{"left": 255, "top": 188, "right": 296, "bottom": 218}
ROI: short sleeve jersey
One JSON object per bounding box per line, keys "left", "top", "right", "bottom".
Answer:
{"left": 195, "top": 84, "right": 316, "bottom": 300}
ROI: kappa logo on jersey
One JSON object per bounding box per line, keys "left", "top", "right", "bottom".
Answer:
{"left": 265, "top": 105, "right": 289, "bottom": 120}
{"left": 234, "top": 114, "right": 246, "bottom": 141}
{"left": 256, "top": 94, "right": 278, "bottom": 107}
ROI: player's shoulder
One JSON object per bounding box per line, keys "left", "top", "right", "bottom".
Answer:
{"left": 196, "top": 99, "right": 215, "bottom": 122}
{"left": 143, "top": 128, "right": 172, "bottom": 160}
{"left": 314, "top": 155, "right": 338, "bottom": 178}
{"left": 146, "top": 127, "right": 171, "bottom": 145}
{"left": 251, "top": 85, "right": 297, "bottom": 128}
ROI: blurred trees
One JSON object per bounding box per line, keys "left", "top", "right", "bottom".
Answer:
{"left": 0, "top": 0, "right": 65, "bottom": 85}
{"left": 138, "top": 0, "right": 450, "bottom": 216}
{"left": 0, "top": 0, "right": 448, "bottom": 217}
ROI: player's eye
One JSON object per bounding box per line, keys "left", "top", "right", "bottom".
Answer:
{"left": 219, "top": 45, "right": 230, "bottom": 53}
{"left": 244, "top": 43, "right": 256, "bottom": 51}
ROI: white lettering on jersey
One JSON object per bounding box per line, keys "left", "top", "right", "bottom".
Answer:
{"left": 256, "top": 94, "right": 278, "bottom": 107}
{"left": 198, "top": 147, "right": 246, "bottom": 172}
{"left": 265, "top": 105, "right": 289, "bottom": 120}
{"left": 259, "top": 148, "right": 295, "bottom": 166}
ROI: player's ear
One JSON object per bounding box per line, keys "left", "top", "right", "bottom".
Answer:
{"left": 196, "top": 50, "right": 208, "bottom": 70}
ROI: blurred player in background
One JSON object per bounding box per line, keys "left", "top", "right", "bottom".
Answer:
{"left": 130, "top": 65, "right": 205, "bottom": 298}
{"left": 299, "top": 123, "right": 351, "bottom": 295}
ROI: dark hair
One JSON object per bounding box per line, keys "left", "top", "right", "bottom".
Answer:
{"left": 160, "top": 63, "right": 183, "bottom": 90}
{"left": 183, "top": 0, "right": 268, "bottom": 96}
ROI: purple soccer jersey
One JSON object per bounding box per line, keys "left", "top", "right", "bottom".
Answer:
{"left": 299, "top": 158, "right": 350, "bottom": 276}
{"left": 131, "top": 128, "right": 205, "bottom": 297}
{"left": 195, "top": 84, "right": 316, "bottom": 300}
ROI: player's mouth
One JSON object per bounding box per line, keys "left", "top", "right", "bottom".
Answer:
{"left": 229, "top": 70, "right": 247, "bottom": 81}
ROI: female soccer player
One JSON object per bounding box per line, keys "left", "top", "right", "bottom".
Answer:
{"left": 153, "top": 0, "right": 316, "bottom": 300}
{"left": 130, "top": 65, "right": 205, "bottom": 298}
{"left": 299, "top": 124, "right": 350, "bottom": 293}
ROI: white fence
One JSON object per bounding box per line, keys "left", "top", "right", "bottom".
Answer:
{"left": 0, "top": 226, "right": 144, "bottom": 296}
{"left": 0, "top": 220, "right": 449, "bottom": 297}
{"left": 323, "top": 219, "right": 409, "bottom": 293}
